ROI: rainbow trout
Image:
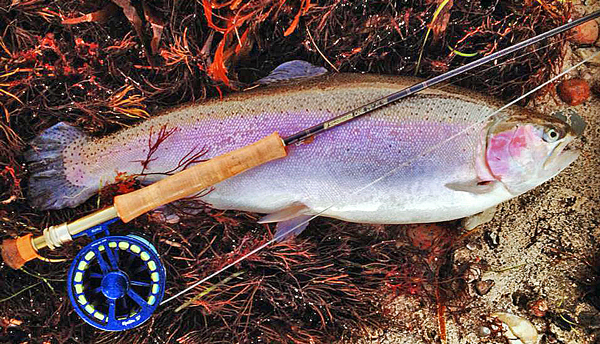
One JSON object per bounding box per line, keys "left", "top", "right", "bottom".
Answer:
{"left": 26, "top": 64, "right": 581, "bottom": 236}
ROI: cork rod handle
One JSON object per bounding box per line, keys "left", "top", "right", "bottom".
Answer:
{"left": 114, "top": 132, "right": 287, "bottom": 223}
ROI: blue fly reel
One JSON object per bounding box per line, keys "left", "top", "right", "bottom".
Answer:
{"left": 67, "top": 234, "right": 166, "bottom": 331}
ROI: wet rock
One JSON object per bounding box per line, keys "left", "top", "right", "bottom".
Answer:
{"left": 528, "top": 299, "right": 549, "bottom": 317}
{"left": 569, "top": 19, "right": 599, "bottom": 45}
{"left": 557, "top": 78, "right": 591, "bottom": 106}
{"left": 492, "top": 312, "right": 539, "bottom": 344}
{"left": 484, "top": 230, "right": 500, "bottom": 249}
{"left": 475, "top": 279, "right": 495, "bottom": 296}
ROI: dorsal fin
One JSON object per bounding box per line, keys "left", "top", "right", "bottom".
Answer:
{"left": 255, "top": 60, "right": 328, "bottom": 86}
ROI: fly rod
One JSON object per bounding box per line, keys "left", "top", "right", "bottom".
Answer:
{"left": 3, "top": 10, "right": 600, "bottom": 270}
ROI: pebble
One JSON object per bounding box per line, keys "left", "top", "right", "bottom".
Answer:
{"left": 150, "top": 209, "right": 181, "bottom": 224}
{"left": 466, "top": 242, "right": 482, "bottom": 251}
{"left": 528, "top": 299, "right": 549, "bottom": 317}
{"left": 475, "top": 279, "right": 495, "bottom": 296}
{"left": 557, "top": 78, "right": 591, "bottom": 106}
{"left": 484, "top": 231, "right": 500, "bottom": 249}
{"left": 569, "top": 19, "right": 599, "bottom": 45}
{"left": 464, "top": 267, "right": 481, "bottom": 283}
{"left": 476, "top": 325, "right": 491, "bottom": 337}
{"left": 492, "top": 312, "right": 539, "bottom": 344}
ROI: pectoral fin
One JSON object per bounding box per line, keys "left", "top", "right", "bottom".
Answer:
{"left": 258, "top": 203, "right": 313, "bottom": 241}
{"left": 445, "top": 180, "right": 500, "bottom": 195}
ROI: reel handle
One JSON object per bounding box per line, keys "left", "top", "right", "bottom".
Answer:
{"left": 114, "top": 132, "right": 287, "bottom": 223}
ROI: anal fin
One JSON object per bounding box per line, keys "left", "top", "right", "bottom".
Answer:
{"left": 272, "top": 215, "right": 313, "bottom": 242}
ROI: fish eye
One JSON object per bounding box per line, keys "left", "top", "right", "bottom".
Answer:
{"left": 542, "top": 127, "right": 561, "bottom": 143}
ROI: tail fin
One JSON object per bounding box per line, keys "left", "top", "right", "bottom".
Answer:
{"left": 25, "top": 123, "right": 96, "bottom": 210}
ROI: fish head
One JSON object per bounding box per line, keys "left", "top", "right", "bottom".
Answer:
{"left": 484, "top": 109, "right": 582, "bottom": 195}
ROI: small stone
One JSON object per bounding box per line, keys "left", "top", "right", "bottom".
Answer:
{"left": 492, "top": 312, "right": 539, "bottom": 344}
{"left": 165, "top": 213, "right": 181, "bottom": 224}
{"left": 476, "top": 325, "right": 491, "bottom": 337}
{"left": 484, "top": 231, "right": 500, "bottom": 249}
{"left": 149, "top": 209, "right": 181, "bottom": 224}
{"left": 528, "top": 299, "right": 549, "bottom": 317}
{"left": 475, "top": 279, "right": 495, "bottom": 296}
{"left": 557, "top": 78, "right": 591, "bottom": 106}
{"left": 569, "top": 19, "right": 599, "bottom": 45}
{"left": 464, "top": 266, "right": 481, "bottom": 283}
{"left": 466, "top": 242, "right": 482, "bottom": 251}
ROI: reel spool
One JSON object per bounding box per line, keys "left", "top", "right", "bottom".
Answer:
{"left": 67, "top": 235, "right": 166, "bottom": 331}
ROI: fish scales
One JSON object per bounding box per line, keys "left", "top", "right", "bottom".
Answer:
{"left": 27, "top": 74, "right": 578, "bottom": 226}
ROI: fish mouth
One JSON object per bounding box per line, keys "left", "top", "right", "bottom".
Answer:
{"left": 542, "top": 134, "right": 580, "bottom": 176}
{"left": 542, "top": 111, "right": 585, "bottom": 174}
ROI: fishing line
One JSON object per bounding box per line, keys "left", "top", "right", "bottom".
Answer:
{"left": 444, "top": 36, "right": 569, "bottom": 85}
{"left": 161, "top": 48, "right": 600, "bottom": 307}
{"left": 414, "top": 25, "right": 582, "bottom": 98}
{"left": 284, "top": 11, "right": 600, "bottom": 145}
